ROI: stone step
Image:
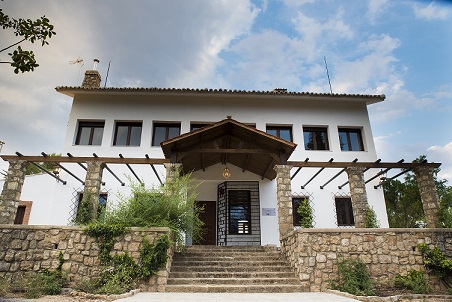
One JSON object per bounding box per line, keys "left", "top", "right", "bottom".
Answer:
{"left": 174, "top": 254, "right": 285, "bottom": 261}
{"left": 167, "top": 277, "right": 302, "bottom": 285}
{"left": 171, "top": 260, "right": 290, "bottom": 267}
{"left": 170, "top": 265, "right": 293, "bottom": 273}
{"left": 164, "top": 284, "right": 306, "bottom": 293}
{"left": 168, "top": 271, "right": 297, "bottom": 279}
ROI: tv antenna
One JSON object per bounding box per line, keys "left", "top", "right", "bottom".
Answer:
{"left": 324, "top": 56, "right": 333, "bottom": 94}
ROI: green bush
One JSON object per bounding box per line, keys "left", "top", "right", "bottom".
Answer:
{"left": 297, "top": 198, "right": 313, "bottom": 228}
{"left": 418, "top": 243, "right": 452, "bottom": 287}
{"left": 394, "top": 269, "right": 431, "bottom": 294}
{"left": 331, "top": 257, "right": 376, "bottom": 296}
{"left": 95, "top": 252, "right": 139, "bottom": 294}
{"left": 364, "top": 207, "right": 380, "bottom": 228}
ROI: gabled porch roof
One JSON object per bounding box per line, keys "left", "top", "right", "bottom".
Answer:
{"left": 160, "top": 118, "right": 297, "bottom": 180}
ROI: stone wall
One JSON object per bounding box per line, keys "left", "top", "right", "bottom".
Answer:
{"left": 0, "top": 225, "right": 172, "bottom": 292}
{"left": 280, "top": 228, "right": 452, "bottom": 292}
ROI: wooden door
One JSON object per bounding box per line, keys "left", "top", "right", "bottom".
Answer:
{"left": 196, "top": 200, "right": 216, "bottom": 245}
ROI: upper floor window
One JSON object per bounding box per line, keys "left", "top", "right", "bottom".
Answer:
{"left": 338, "top": 128, "right": 364, "bottom": 151}
{"left": 191, "top": 122, "right": 212, "bottom": 131}
{"left": 152, "top": 122, "right": 181, "bottom": 146}
{"left": 266, "top": 125, "right": 293, "bottom": 142}
{"left": 303, "top": 127, "right": 329, "bottom": 150}
{"left": 335, "top": 197, "right": 354, "bottom": 226}
{"left": 113, "top": 122, "right": 142, "bottom": 146}
{"left": 75, "top": 121, "right": 104, "bottom": 145}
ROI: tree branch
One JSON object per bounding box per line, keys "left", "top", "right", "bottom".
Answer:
{"left": 0, "top": 38, "right": 26, "bottom": 53}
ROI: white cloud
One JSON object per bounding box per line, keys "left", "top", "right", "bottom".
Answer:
{"left": 427, "top": 142, "right": 452, "bottom": 182}
{"left": 283, "top": 0, "right": 316, "bottom": 7}
{"left": 412, "top": 2, "right": 449, "bottom": 21}
{"left": 367, "top": 0, "right": 390, "bottom": 23}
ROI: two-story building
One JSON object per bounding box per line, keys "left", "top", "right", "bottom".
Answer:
{"left": 1, "top": 67, "right": 390, "bottom": 246}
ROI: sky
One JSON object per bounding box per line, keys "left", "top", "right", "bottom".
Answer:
{"left": 0, "top": 0, "right": 451, "bottom": 182}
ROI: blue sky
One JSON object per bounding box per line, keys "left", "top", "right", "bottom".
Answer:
{"left": 0, "top": 0, "right": 451, "bottom": 181}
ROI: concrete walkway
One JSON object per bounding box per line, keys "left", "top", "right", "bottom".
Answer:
{"left": 113, "top": 292, "right": 361, "bottom": 302}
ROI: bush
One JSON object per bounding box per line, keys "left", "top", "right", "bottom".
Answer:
{"left": 297, "top": 198, "right": 313, "bottom": 228}
{"left": 331, "top": 257, "right": 376, "bottom": 296}
{"left": 364, "top": 207, "right": 380, "bottom": 228}
{"left": 418, "top": 243, "right": 452, "bottom": 287}
{"left": 394, "top": 269, "right": 431, "bottom": 294}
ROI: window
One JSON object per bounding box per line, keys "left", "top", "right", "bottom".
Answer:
{"left": 75, "top": 121, "right": 104, "bottom": 145}
{"left": 335, "top": 197, "right": 354, "bottom": 226}
{"left": 266, "top": 125, "right": 293, "bottom": 142}
{"left": 77, "top": 193, "right": 108, "bottom": 218}
{"left": 338, "top": 128, "right": 364, "bottom": 151}
{"left": 113, "top": 122, "right": 142, "bottom": 146}
{"left": 292, "top": 197, "right": 312, "bottom": 227}
{"left": 152, "top": 123, "right": 181, "bottom": 146}
{"left": 303, "top": 127, "right": 329, "bottom": 150}
{"left": 229, "top": 190, "right": 251, "bottom": 234}
{"left": 190, "top": 122, "right": 212, "bottom": 131}
{"left": 14, "top": 201, "right": 32, "bottom": 225}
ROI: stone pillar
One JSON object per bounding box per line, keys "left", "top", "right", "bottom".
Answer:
{"left": 346, "top": 166, "right": 369, "bottom": 228}
{"left": 82, "top": 161, "right": 105, "bottom": 219}
{"left": 413, "top": 166, "right": 440, "bottom": 228}
{"left": 164, "top": 163, "right": 182, "bottom": 184}
{"left": 0, "top": 160, "right": 28, "bottom": 224}
{"left": 274, "top": 165, "right": 293, "bottom": 240}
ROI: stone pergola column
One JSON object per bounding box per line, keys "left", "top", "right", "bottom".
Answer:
{"left": 274, "top": 165, "right": 293, "bottom": 240}
{"left": 164, "top": 163, "right": 182, "bottom": 184}
{"left": 0, "top": 160, "right": 28, "bottom": 224}
{"left": 413, "top": 166, "right": 440, "bottom": 228}
{"left": 82, "top": 161, "right": 105, "bottom": 219}
{"left": 346, "top": 166, "right": 369, "bottom": 228}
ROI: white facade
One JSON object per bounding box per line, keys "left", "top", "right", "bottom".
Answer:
{"left": 2, "top": 78, "right": 389, "bottom": 246}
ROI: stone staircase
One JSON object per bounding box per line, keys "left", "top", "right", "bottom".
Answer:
{"left": 165, "top": 245, "right": 305, "bottom": 293}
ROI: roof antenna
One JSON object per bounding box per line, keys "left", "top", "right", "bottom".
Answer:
{"left": 104, "top": 61, "right": 111, "bottom": 88}
{"left": 324, "top": 56, "right": 333, "bottom": 94}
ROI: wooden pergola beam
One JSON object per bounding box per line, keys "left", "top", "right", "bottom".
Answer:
{"left": 287, "top": 161, "right": 441, "bottom": 169}
{"left": 1, "top": 155, "right": 170, "bottom": 165}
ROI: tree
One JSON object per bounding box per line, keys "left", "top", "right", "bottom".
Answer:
{"left": 384, "top": 155, "right": 452, "bottom": 228}
{"left": 0, "top": 5, "right": 55, "bottom": 73}
{"left": 25, "top": 153, "right": 61, "bottom": 175}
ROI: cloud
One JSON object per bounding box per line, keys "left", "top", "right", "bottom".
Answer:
{"left": 412, "top": 2, "right": 449, "bottom": 21}
{"left": 367, "top": 0, "right": 390, "bottom": 23}
{"left": 427, "top": 142, "right": 452, "bottom": 181}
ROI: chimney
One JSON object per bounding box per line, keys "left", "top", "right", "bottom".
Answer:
{"left": 81, "top": 59, "right": 101, "bottom": 88}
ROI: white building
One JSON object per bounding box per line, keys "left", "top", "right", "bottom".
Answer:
{"left": 2, "top": 68, "right": 390, "bottom": 246}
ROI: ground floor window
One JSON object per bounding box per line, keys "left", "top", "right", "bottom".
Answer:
{"left": 14, "top": 201, "right": 32, "bottom": 225}
{"left": 77, "top": 192, "right": 108, "bottom": 218}
{"left": 335, "top": 197, "right": 354, "bottom": 226}
{"left": 228, "top": 190, "right": 251, "bottom": 234}
{"left": 292, "top": 196, "right": 313, "bottom": 227}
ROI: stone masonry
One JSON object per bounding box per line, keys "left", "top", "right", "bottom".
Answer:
{"left": 81, "top": 70, "right": 101, "bottom": 88}
{"left": 346, "top": 167, "right": 369, "bottom": 228}
{"left": 164, "top": 163, "right": 182, "bottom": 184}
{"left": 274, "top": 165, "right": 294, "bottom": 240}
{"left": 414, "top": 166, "right": 440, "bottom": 228}
{"left": 281, "top": 228, "right": 452, "bottom": 292}
{"left": 0, "top": 225, "right": 172, "bottom": 292}
{"left": 82, "top": 161, "right": 105, "bottom": 219}
{"left": 0, "top": 160, "right": 28, "bottom": 224}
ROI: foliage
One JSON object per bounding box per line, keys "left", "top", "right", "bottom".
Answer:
{"left": 84, "top": 223, "right": 127, "bottom": 263}
{"left": 331, "top": 256, "right": 376, "bottom": 296}
{"left": 297, "top": 198, "right": 313, "bottom": 228}
{"left": 394, "top": 269, "right": 431, "bottom": 294}
{"left": 95, "top": 252, "right": 139, "bottom": 294}
{"left": 384, "top": 155, "right": 452, "bottom": 228}
{"left": 99, "top": 173, "right": 203, "bottom": 246}
{"left": 0, "top": 276, "right": 10, "bottom": 297}
{"left": 72, "top": 192, "right": 95, "bottom": 226}
{"left": 418, "top": 243, "right": 452, "bottom": 286}
{"left": 0, "top": 7, "right": 55, "bottom": 73}
{"left": 138, "top": 234, "right": 170, "bottom": 278}
{"left": 364, "top": 207, "right": 380, "bottom": 228}
{"left": 25, "top": 251, "right": 67, "bottom": 298}
{"left": 25, "top": 153, "right": 61, "bottom": 175}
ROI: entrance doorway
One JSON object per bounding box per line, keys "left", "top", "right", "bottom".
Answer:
{"left": 196, "top": 200, "right": 216, "bottom": 245}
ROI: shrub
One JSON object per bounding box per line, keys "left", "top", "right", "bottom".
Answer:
{"left": 297, "top": 198, "right": 313, "bottom": 228}
{"left": 394, "top": 269, "right": 431, "bottom": 294}
{"left": 331, "top": 257, "right": 376, "bottom": 296}
{"left": 418, "top": 243, "right": 452, "bottom": 287}
{"left": 364, "top": 207, "right": 380, "bottom": 228}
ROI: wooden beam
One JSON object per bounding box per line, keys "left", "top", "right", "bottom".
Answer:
{"left": 287, "top": 161, "right": 441, "bottom": 169}
{"left": 1, "top": 155, "right": 170, "bottom": 165}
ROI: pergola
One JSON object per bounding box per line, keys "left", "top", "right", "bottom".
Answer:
{"left": 0, "top": 119, "right": 442, "bottom": 238}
